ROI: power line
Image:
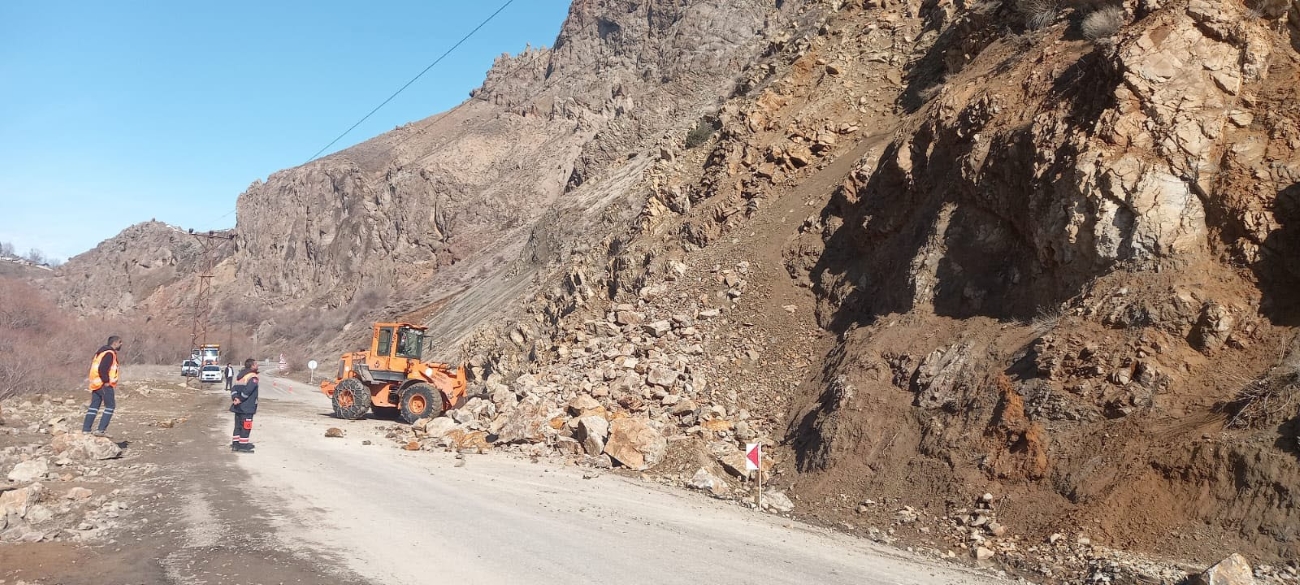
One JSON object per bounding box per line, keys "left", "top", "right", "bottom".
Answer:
{"left": 305, "top": 0, "right": 518, "bottom": 163}
{"left": 203, "top": 0, "right": 523, "bottom": 228}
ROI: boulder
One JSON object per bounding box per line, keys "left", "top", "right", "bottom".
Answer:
{"left": 51, "top": 433, "right": 121, "bottom": 460}
{"left": 1188, "top": 554, "right": 1256, "bottom": 585}
{"left": 761, "top": 489, "right": 795, "bottom": 513}
{"left": 495, "top": 396, "right": 552, "bottom": 444}
{"left": 422, "top": 417, "right": 458, "bottom": 438}
{"left": 24, "top": 504, "right": 53, "bottom": 524}
{"left": 647, "top": 366, "right": 679, "bottom": 388}
{"left": 689, "top": 468, "right": 730, "bottom": 498}
{"left": 7, "top": 459, "right": 48, "bottom": 483}
{"left": 0, "top": 482, "right": 44, "bottom": 518}
{"left": 567, "top": 395, "right": 602, "bottom": 416}
{"left": 604, "top": 418, "right": 667, "bottom": 471}
{"left": 576, "top": 416, "right": 610, "bottom": 456}
{"left": 642, "top": 320, "right": 672, "bottom": 338}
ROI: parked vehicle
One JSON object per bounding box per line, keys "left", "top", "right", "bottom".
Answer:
{"left": 181, "top": 360, "right": 200, "bottom": 377}
{"left": 199, "top": 365, "right": 223, "bottom": 383}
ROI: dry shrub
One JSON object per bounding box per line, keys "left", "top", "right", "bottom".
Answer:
{"left": 0, "top": 277, "right": 193, "bottom": 401}
{"left": 684, "top": 117, "right": 719, "bottom": 149}
{"left": 1082, "top": 6, "right": 1126, "bottom": 41}
{"left": 1016, "top": 0, "right": 1060, "bottom": 30}
{"left": 1224, "top": 370, "right": 1299, "bottom": 429}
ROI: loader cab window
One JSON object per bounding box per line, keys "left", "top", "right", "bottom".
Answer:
{"left": 395, "top": 327, "right": 424, "bottom": 360}
{"left": 376, "top": 327, "right": 394, "bottom": 357}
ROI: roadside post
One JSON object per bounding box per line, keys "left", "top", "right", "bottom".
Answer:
{"left": 307, "top": 359, "right": 318, "bottom": 384}
{"left": 278, "top": 353, "right": 287, "bottom": 372}
{"left": 746, "top": 442, "right": 762, "bottom": 511}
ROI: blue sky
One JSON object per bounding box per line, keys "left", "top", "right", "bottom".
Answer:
{"left": 0, "top": 0, "right": 571, "bottom": 262}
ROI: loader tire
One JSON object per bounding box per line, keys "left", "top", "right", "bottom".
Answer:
{"left": 400, "top": 383, "right": 444, "bottom": 424}
{"left": 332, "top": 378, "right": 371, "bottom": 420}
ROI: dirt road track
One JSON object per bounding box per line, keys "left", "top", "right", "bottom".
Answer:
{"left": 229, "top": 373, "right": 1006, "bottom": 585}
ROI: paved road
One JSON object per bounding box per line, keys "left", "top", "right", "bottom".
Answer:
{"left": 207, "top": 373, "right": 1005, "bottom": 585}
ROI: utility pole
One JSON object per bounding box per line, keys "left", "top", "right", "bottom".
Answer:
{"left": 188, "top": 229, "right": 234, "bottom": 386}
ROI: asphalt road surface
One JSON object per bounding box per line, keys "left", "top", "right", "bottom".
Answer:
{"left": 208, "top": 373, "right": 1006, "bottom": 585}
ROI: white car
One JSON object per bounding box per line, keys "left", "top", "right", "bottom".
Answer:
{"left": 199, "top": 365, "right": 223, "bottom": 383}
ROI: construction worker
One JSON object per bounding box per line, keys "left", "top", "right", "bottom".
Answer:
{"left": 229, "top": 358, "right": 259, "bottom": 453}
{"left": 223, "top": 363, "right": 235, "bottom": 391}
{"left": 83, "top": 335, "right": 122, "bottom": 436}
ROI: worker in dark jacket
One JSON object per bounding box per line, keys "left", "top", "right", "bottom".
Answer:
{"left": 229, "top": 358, "right": 259, "bottom": 453}
{"left": 83, "top": 335, "right": 122, "bottom": 436}
{"left": 223, "top": 363, "right": 235, "bottom": 391}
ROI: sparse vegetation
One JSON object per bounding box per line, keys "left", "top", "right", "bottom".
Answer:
{"left": 0, "top": 277, "right": 190, "bottom": 401}
{"left": 1081, "top": 5, "right": 1126, "bottom": 41}
{"left": 684, "top": 116, "right": 719, "bottom": 149}
{"left": 1224, "top": 369, "right": 1299, "bottom": 429}
{"left": 1015, "top": 0, "right": 1061, "bottom": 30}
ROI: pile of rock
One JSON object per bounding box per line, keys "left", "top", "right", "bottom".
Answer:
{"left": 2, "top": 432, "right": 126, "bottom": 543}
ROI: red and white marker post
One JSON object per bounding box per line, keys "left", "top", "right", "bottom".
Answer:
{"left": 745, "top": 442, "right": 762, "bottom": 510}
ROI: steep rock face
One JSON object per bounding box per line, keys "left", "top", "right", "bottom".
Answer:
{"left": 787, "top": 0, "right": 1300, "bottom": 560}
{"left": 811, "top": 0, "right": 1290, "bottom": 326}
{"left": 232, "top": 0, "right": 780, "bottom": 312}
{"left": 45, "top": 221, "right": 233, "bottom": 317}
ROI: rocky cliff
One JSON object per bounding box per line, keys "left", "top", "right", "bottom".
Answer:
{"left": 41, "top": 221, "right": 234, "bottom": 320}
{"left": 228, "top": 0, "right": 781, "bottom": 320}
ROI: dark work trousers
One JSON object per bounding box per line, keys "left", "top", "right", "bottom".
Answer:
{"left": 232, "top": 413, "right": 254, "bottom": 446}
{"left": 82, "top": 386, "right": 117, "bottom": 433}
{"left": 224, "top": 375, "right": 233, "bottom": 391}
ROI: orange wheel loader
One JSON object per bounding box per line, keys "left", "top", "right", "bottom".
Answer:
{"left": 320, "top": 322, "right": 468, "bottom": 424}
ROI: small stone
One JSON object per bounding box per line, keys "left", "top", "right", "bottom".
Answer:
{"left": 25, "top": 504, "right": 53, "bottom": 524}
{"left": 761, "top": 490, "right": 795, "bottom": 513}
{"left": 642, "top": 321, "right": 672, "bottom": 338}
{"left": 325, "top": 428, "right": 345, "bottom": 438}
{"left": 362, "top": 440, "right": 373, "bottom": 445}
{"left": 973, "top": 546, "right": 994, "bottom": 561}
{"left": 981, "top": 493, "right": 994, "bottom": 503}
{"left": 404, "top": 441, "right": 421, "bottom": 451}
{"left": 65, "top": 487, "right": 93, "bottom": 501}
{"left": 689, "top": 468, "right": 730, "bottom": 498}
{"left": 7, "top": 459, "right": 48, "bottom": 482}
{"left": 987, "top": 522, "right": 1007, "bottom": 537}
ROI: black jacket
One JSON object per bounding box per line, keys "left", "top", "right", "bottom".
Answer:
{"left": 229, "top": 368, "right": 259, "bottom": 414}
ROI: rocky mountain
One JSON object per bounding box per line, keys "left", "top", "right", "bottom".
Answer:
{"left": 38, "top": 221, "right": 234, "bottom": 320}
{"left": 32, "top": 0, "right": 1300, "bottom": 579}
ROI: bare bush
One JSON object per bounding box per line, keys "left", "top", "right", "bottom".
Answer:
{"left": 1224, "top": 370, "right": 1299, "bottom": 429}
{"left": 1016, "top": 0, "right": 1060, "bottom": 30}
{"left": 1082, "top": 6, "right": 1126, "bottom": 41}
{"left": 0, "top": 277, "right": 197, "bottom": 402}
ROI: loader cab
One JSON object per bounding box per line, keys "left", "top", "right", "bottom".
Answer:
{"left": 369, "top": 323, "right": 426, "bottom": 373}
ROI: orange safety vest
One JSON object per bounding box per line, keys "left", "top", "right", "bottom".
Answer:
{"left": 88, "top": 349, "right": 119, "bottom": 391}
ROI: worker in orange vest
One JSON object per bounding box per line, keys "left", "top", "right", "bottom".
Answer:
{"left": 83, "top": 335, "right": 122, "bottom": 436}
